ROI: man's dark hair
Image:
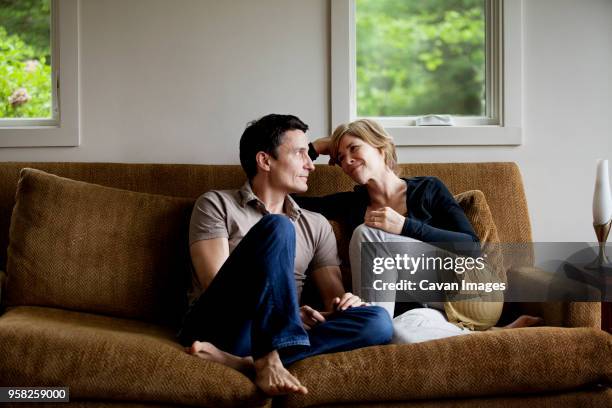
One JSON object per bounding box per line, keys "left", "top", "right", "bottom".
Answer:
{"left": 239, "top": 114, "right": 309, "bottom": 180}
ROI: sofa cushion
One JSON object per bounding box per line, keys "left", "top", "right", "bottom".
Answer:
{"left": 0, "top": 306, "right": 270, "bottom": 407}
{"left": 455, "top": 190, "right": 499, "bottom": 243}
{"left": 283, "top": 327, "right": 612, "bottom": 407}
{"left": 447, "top": 190, "right": 506, "bottom": 329}
{"left": 455, "top": 190, "right": 506, "bottom": 278}
{"left": 6, "top": 169, "right": 193, "bottom": 325}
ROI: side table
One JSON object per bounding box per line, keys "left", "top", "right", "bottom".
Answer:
{"left": 603, "top": 302, "right": 611, "bottom": 334}
{"left": 562, "top": 263, "right": 611, "bottom": 333}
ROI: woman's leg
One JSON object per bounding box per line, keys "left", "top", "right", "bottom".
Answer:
{"left": 391, "top": 307, "right": 471, "bottom": 344}
{"left": 348, "top": 224, "right": 539, "bottom": 335}
{"left": 391, "top": 307, "right": 543, "bottom": 344}
{"left": 349, "top": 224, "right": 442, "bottom": 319}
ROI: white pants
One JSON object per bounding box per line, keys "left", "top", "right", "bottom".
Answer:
{"left": 348, "top": 224, "right": 472, "bottom": 344}
{"left": 391, "top": 307, "right": 471, "bottom": 344}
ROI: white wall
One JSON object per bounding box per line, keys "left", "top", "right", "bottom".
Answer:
{"left": 1, "top": 0, "right": 330, "bottom": 163}
{"left": 0, "top": 0, "right": 611, "bottom": 242}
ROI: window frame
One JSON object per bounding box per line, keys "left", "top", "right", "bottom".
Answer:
{"left": 0, "top": 0, "right": 79, "bottom": 147}
{"left": 331, "top": 0, "right": 523, "bottom": 146}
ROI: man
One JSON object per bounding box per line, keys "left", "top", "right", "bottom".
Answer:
{"left": 178, "top": 114, "right": 392, "bottom": 396}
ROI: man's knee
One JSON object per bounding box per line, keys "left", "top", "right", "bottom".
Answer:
{"left": 364, "top": 305, "right": 394, "bottom": 344}
{"left": 350, "top": 305, "right": 394, "bottom": 346}
{"left": 253, "top": 214, "right": 295, "bottom": 240}
{"left": 248, "top": 215, "right": 296, "bottom": 280}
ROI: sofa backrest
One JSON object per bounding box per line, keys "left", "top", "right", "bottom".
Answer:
{"left": 6, "top": 169, "right": 194, "bottom": 325}
{"left": 0, "top": 161, "right": 533, "bottom": 273}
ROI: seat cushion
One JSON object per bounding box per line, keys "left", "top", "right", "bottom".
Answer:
{"left": 6, "top": 168, "right": 194, "bottom": 325}
{"left": 304, "top": 388, "right": 612, "bottom": 408}
{"left": 283, "top": 326, "right": 612, "bottom": 407}
{"left": 0, "top": 306, "right": 270, "bottom": 407}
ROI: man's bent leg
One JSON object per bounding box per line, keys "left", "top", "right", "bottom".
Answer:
{"left": 178, "top": 214, "right": 309, "bottom": 359}
{"left": 280, "top": 305, "right": 393, "bottom": 366}
{"left": 189, "top": 341, "right": 254, "bottom": 374}
{"left": 254, "top": 350, "right": 308, "bottom": 395}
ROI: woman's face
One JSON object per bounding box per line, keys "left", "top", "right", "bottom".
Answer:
{"left": 336, "top": 134, "right": 386, "bottom": 184}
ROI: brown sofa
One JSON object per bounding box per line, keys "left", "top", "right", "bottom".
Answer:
{"left": 0, "top": 161, "right": 610, "bottom": 407}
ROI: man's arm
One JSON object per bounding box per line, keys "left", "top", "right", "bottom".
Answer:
{"left": 310, "top": 266, "right": 344, "bottom": 312}
{"left": 190, "top": 238, "right": 229, "bottom": 291}
{"left": 310, "top": 265, "right": 365, "bottom": 313}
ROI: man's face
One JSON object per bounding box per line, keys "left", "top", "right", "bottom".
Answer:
{"left": 267, "top": 129, "right": 315, "bottom": 194}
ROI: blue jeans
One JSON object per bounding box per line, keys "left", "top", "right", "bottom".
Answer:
{"left": 177, "top": 214, "right": 392, "bottom": 366}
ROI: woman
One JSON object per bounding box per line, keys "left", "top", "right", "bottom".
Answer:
{"left": 297, "top": 119, "right": 541, "bottom": 343}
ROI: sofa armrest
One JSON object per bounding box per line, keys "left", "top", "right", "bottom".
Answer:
{"left": 508, "top": 266, "right": 601, "bottom": 328}
{"left": 0, "top": 270, "right": 5, "bottom": 314}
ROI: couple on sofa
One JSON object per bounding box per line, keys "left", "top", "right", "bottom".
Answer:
{"left": 177, "top": 114, "right": 540, "bottom": 396}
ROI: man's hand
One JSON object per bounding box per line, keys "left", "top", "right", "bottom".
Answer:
{"left": 300, "top": 305, "right": 326, "bottom": 330}
{"left": 332, "top": 292, "right": 368, "bottom": 311}
{"left": 365, "top": 207, "right": 406, "bottom": 235}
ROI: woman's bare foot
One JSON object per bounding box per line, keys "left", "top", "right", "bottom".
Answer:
{"left": 503, "top": 315, "right": 544, "bottom": 329}
{"left": 254, "top": 350, "right": 308, "bottom": 396}
{"left": 188, "top": 341, "right": 254, "bottom": 375}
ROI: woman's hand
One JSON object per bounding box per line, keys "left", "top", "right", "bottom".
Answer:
{"left": 312, "top": 137, "right": 331, "bottom": 155}
{"left": 332, "top": 292, "right": 368, "bottom": 311}
{"left": 312, "top": 137, "right": 335, "bottom": 165}
{"left": 365, "top": 207, "right": 406, "bottom": 235}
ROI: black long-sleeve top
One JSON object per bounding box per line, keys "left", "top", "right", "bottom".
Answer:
{"left": 294, "top": 176, "right": 479, "bottom": 244}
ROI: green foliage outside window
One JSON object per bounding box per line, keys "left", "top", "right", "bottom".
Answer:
{"left": 0, "top": 0, "right": 52, "bottom": 119}
{"left": 356, "top": 0, "right": 486, "bottom": 117}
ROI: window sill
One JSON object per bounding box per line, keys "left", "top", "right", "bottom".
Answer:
{"left": 0, "top": 125, "right": 80, "bottom": 147}
{"left": 385, "top": 125, "right": 521, "bottom": 146}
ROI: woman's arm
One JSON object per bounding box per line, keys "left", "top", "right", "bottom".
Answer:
{"left": 401, "top": 217, "right": 478, "bottom": 242}
{"left": 293, "top": 192, "right": 353, "bottom": 221}
{"left": 294, "top": 139, "right": 354, "bottom": 220}
{"left": 401, "top": 178, "right": 479, "bottom": 243}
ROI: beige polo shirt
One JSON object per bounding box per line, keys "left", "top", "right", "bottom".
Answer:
{"left": 189, "top": 181, "right": 340, "bottom": 301}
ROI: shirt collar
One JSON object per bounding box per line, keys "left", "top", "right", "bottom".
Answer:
{"left": 239, "top": 181, "right": 302, "bottom": 221}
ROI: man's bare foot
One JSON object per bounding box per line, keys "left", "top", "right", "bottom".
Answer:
{"left": 503, "top": 315, "right": 544, "bottom": 329}
{"left": 254, "top": 350, "right": 308, "bottom": 396}
{"left": 188, "top": 341, "right": 254, "bottom": 375}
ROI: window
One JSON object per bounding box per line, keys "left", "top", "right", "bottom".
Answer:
{"left": 0, "top": 0, "right": 52, "bottom": 120}
{"left": 331, "top": 0, "right": 522, "bottom": 145}
{"left": 0, "top": 0, "right": 79, "bottom": 147}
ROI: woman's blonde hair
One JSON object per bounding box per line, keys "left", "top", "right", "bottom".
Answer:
{"left": 330, "top": 119, "right": 397, "bottom": 171}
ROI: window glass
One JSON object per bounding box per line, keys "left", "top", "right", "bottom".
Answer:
{"left": 0, "top": 0, "right": 52, "bottom": 119}
{"left": 356, "top": 0, "right": 485, "bottom": 117}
